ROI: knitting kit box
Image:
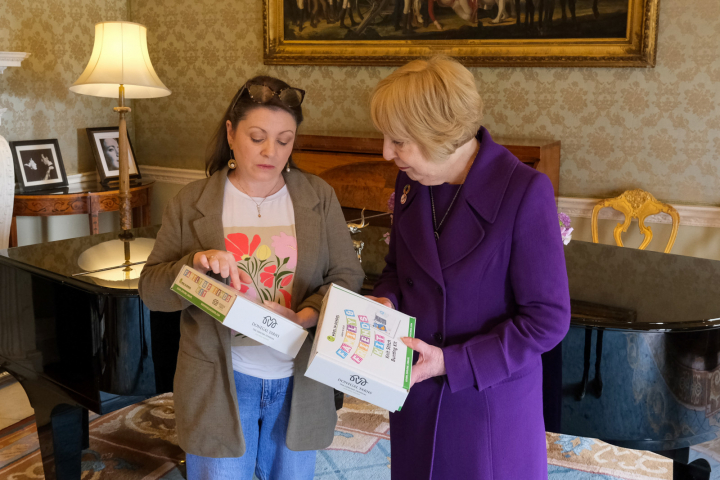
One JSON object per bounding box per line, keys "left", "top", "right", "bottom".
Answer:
{"left": 171, "top": 265, "right": 307, "bottom": 357}
{"left": 305, "top": 284, "right": 416, "bottom": 412}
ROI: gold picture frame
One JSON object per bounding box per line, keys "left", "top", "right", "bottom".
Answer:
{"left": 264, "top": 0, "right": 659, "bottom": 67}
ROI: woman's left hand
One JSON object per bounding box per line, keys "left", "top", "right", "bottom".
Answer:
{"left": 263, "top": 301, "right": 319, "bottom": 329}
{"left": 402, "top": 337, "right": 446, "bottom": 388}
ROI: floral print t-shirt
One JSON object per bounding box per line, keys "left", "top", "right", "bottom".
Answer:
{"left": 223, "top": 178, "right": 297, "bottom": 379}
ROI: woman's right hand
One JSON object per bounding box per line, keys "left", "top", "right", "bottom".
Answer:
{"left": 193, "top": 250, "right": 252, "bottom": 291}
{"left": 365, "top": 296, "right": 394, "bottom": 310}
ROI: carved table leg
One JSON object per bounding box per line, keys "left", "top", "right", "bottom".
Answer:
{"left": 141, "top": 203, "right": 151, "bottom": 227}
{"left": 144, "top": 185, "right": 152, "bottom": 226}
{"left": 10, "top": 214, "right": 18, "bottom": 248}
{"left": 88, "top": 196, "right": 100, "bottom": 235}
{"left": 132, "top": 206, "right": 141, "bottom": 230}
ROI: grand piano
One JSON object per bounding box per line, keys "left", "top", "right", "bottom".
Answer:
{"left": 3, "top": 219, "right": 720, "bottom": 480}
{"left": 561, "top": 240, "right": 720, "bottom": 479}
{"left": 0, "top": 225, "right": 180, "bottom": 480}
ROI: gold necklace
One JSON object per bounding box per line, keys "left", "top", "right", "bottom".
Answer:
{"left": 233, "top": 175, "right": 283, "bottom": 218}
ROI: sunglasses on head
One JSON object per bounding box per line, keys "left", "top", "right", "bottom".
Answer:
{"left": 230, "top": 83, "right": 306, "bottom": 111}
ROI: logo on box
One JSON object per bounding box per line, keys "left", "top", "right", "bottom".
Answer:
{"left": 263, "top": 316, "right": 278, "bottom": 329}
{"left": 349, "top": 375, "right": 368, "bottom": 386}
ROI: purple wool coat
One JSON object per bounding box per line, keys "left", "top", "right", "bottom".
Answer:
{"left": 372, "top": 127, "right": 571, "bottom": 480}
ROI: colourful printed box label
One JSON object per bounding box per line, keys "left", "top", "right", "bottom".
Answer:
{"left": 171, "top": 265, "right": 308, "bottom": 358}
{"left": 171, "top": 266, "right": 237, "bottom": 322}
{"left": 305, "top": 283, "right": 415, "bottom": 412}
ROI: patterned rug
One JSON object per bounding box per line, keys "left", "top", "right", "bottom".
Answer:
{"left": 0, "top": 393, "right": 709, "bottom": 480}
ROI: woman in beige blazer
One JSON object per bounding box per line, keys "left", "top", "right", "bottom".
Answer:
{"left": 139, "top": 75, "right": 364, "bottom": 480}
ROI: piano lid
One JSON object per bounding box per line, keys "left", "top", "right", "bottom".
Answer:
{"left": 565, "top": 240, "right": 720, "bottom": 330}
{"left": 0, "top": 225, "right": 160, "bottom": 292}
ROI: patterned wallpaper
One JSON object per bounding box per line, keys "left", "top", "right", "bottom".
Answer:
{"left": 0, "top": 0, "right": 132, "bottom": 176}
{"left": 2, "top": 0, "right": 718, "bottom": 204}
{"left": 130, "top": 0, "right": 720, "bottom": 205}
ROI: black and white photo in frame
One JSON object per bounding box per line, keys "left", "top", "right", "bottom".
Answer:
{"left": 86, "top": 127, "right": 141, "bottom": 185}
{"left": 10, "top": 139, "right": 69, "bottom": 192}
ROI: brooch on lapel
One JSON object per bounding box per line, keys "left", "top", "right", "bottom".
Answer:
{"left": 400, "top": 185, "right": 410, "bottom": 204}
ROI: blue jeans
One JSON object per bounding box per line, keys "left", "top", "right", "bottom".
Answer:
{"left": 185, "top": 371, "right": 317, "bottom": 480}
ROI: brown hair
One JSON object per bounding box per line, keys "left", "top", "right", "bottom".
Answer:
{"left": 205, "top": 75, "right": 304, "bottom": 176}
{"left": 370, "top": 56, "right": 483, "bottom": 163}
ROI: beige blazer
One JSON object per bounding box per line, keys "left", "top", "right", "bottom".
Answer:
{"left": 138, "top": 166, "right": 364, "bottom": 458}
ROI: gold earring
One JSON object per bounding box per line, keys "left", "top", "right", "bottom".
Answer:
{"left": 228, "top": 149, "right": 237, "bottom": 170}
{"left": 285, "top": 162, "right": 290, "bottom": 173}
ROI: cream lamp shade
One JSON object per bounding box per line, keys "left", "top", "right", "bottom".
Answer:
{"left": 70, "top": 22, "right": 170, "bottom": 99}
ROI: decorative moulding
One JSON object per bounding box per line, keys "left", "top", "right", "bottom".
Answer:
{"left": 0, "top": 52, "right": 31, "bottom": 74}
{"left": 67, "top": 171, "right": 99, "bottom": 189}
{"left": 133, "top": 166, "right": 720, "bottom": 229}
{"left": 140, "top": 165, "right": 206, "bottom": 185}
{"left": 558, "top": 197, "right": 720, "bottom": 229}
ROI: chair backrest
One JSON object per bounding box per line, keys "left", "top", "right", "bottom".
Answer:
{"left": 591, "top": 189, "right": 680, "bottom": 253}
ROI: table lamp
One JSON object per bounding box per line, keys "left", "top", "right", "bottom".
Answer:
{"left": 70, "top": 21, "right": 170, "bottom": 276}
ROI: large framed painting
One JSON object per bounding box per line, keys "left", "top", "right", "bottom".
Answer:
{"left": 264, "top": 0, "right": 659, "bottom": 66}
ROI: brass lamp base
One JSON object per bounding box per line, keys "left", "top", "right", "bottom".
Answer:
{"left": 113, "top": 84, "right": 134, "bottom": 273}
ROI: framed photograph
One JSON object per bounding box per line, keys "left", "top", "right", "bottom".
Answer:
{"left": 264, "top": 0, "right": 659, "bottom": 67}
{"left": 10, "top": 139, "right": 69, "bottom": 192}
{"left": 86, "top": 127, "right": 141, "bottom": 186}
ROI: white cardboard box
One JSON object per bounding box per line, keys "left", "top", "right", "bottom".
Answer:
{"left": 171, "top": 265, "right": 308, "bottom": 358}
{"left": 305, "top": 284, "right": 416, "bottom": 412}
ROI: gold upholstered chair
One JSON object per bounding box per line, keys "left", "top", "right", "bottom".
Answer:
{"left": 577, "top": 189, "right": 680, "bottom": 401}
{"left": 591, "top": 188, "right": 680, "bottom": 253}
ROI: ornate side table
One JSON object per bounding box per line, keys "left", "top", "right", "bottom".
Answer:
{"left": 9, "top": 180, "right": 154, "bottom": 247}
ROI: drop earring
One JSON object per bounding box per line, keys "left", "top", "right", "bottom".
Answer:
{"left": 228, "top": 146, "right": 237, "bottom": 170}
{"left": 285, "top": 162, "right": 290, "bottom": 173}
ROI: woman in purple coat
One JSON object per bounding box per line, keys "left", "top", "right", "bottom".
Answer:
{"left": 367, "top": 56, "right": 571, "bottom": 479}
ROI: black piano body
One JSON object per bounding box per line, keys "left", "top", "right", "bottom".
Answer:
{"left": 560, "top": 240, "right": 720, "bottom": 479}
{"left": 4, "top": 227, "right": 720, "bottom": 480}
{"left": 0, "top": 226, "right": 179, "bottom": 480}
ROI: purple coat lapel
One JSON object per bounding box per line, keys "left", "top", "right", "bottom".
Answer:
{"left": 397, "top": 179, "right": 442, "bottom": 282}
{"left": 398, "top": 127, "right": 519, "bottom": 272}
{"left": 436, "top": 128, "right": 518, "bottom": 269}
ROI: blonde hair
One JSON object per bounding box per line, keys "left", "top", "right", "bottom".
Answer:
{"left": 370, "top": 55, "right": 483, "bottom": 163}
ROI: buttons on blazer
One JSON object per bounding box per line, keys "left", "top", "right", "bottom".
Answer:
{"left": 406, "top": 278, "right": 413, "bottom": 286}
{"left": 436, "top": 286, "right": 443, "bottom": 295}
{"left": 433, "top": 332, "right": 444, "bottom": 343}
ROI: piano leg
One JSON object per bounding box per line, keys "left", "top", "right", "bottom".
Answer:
{"left": 657, "top": 448, "right": 711, "bottom": 480}
{"left": 541, "top": 342, "right": 563, "bottom": 432}
{"left": 576, "top": 328, "right": 592, "bottom": 400}
{"left": 591, "top": 328, "right": 604, "bottom": 398}
{"left": 37, "top": 404, "right": 85, "bottom": 480}
{"left": 82, "top": 407, "right": 90, "bottom": 450}
{"left": 18, "top": 380, "right": 88, "bottom": 480}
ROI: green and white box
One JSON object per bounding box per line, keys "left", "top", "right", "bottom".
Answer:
{"left": 171, "top": 265, "right": 308, "bottom": 358}
{"left": 305, "top": 284, "right": 416, "bottom": 412}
